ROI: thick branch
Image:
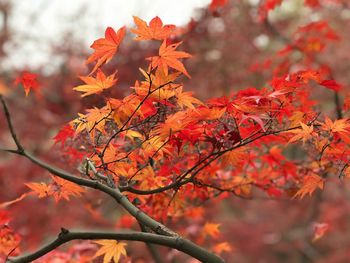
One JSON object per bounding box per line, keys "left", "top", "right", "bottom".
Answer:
{"left": 139, "top": 222, "right": 165, "bottom": 263}
{"left": 21, "top": 150, "right": 178, "bottom": 237}
{"left": 9, "top": 229, "right": 224, "bottom": 263}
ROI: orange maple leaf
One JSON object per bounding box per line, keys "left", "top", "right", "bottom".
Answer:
{"left": 176, "top": 88, "right": 203, "bottom": 109}
{"left": 320, "top": 117, "right": 350, "bottom": 144}
{"left": 288, "top": 122, "right": 314, "bottom": 144}
{"left": 25, "top": 182, "right": 51, "bottom": 199}
{"left": 294, "top": 173, "right": 325, "bottom": 199}
{"left": 220, "top": 148, "right": 248, "bottom": 167}
{"left": 26, "top": 176, "right": 85, "bottom": 203}
{"left": 72, "top": 105, "right": 112, "bottom": 137}
{"left": 321, "top": 117, "right": 350, "bottom": 133}
{"left": 203, "top": 222, "right": 221, "bottom": 239}
{"left": 131, "top": 16, "right": 175, "bottom": 41}
{"left": 212, "top": 242, "right": 232, "bottom": 254}
{"left": 93, "top": 240, "right": 127, "bottom": 263}
{"left": 50, "top": 176, "right": 85, "bottom": 202}
{"left": 86, "top": 26, "right": 126, "bottom": 74}
{"left": 0, "top": 226, "right": 21, "bottom": 256}
{"left": 73, "top": 69, "right": 117, "bottom": 97}
{"left": 147, "top": 40, "right": 192, "bottom": 78}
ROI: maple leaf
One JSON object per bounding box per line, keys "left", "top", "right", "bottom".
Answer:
{"left": 288, "top": 122, "right": 314, "bottom": 144}
{"left": 53, "top": 124, "right": 75, "bottom": 147}
{"left": 131, "top": 16, "right": 175, "bottom": 41}
{"left": 142, "top": 135, "right": 171, "bottom": 158}
{"left": 176, "top": 88, "right": 203, "bottom": 109}
{"left": 203, "top": 222, "right": 221, "bottom": 239}
{"left": 147, "top": 40, "right": 192, "bottom": 78}
{"left": 93, "top": 240, "right": 127, "bottom": 263}
{"left": 74, "top": 70, "right": 117, "bottom": 97}
{"left": 155, "top": 110, "right": 195, "bottom": 138}
{"left": 26, "top": 176, "right": 85, "bottom": 202}
{"left": 14, "top": 72, "right": 39, "bottom": 96}
{"left": 220, "top": 148, "right": 248, "bottom": 167}
{"left": 312, "top": 222, "right": 329, "bottom": 242}
{"left": 86, "top": 26, "right": 126, "bottom": 74}
{"left": 212, "top": 242, "right": 232, "bottom": 254}
{"left": 321, "top": 117, "right": 350, "bottom": 143}
{"left": 72, "top": 105, "right": 112, "bottom": 137}
{"left": 294, "top": 173, "right": 325, "bottom": 199}
{"left": 25, "top": 182, "right": 51, "bottom": 199}
{"left": 50, "top": 176, "right": 85, "bottom": 202}
{"left": 0, "top": 226, "right": 21, "bottom": 256}
{"left": 288, "top": 111, "right": 307, "bottom": 128}
{"left": 320, "top": 79, "right": 342, "bottom": 91}
{"left": 209, "top": 0, "right": 228, "bottom": 12}
{"left": 321, "top": 117, "right": 350, "bottom": 133}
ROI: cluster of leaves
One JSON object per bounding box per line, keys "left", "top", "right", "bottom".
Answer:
{"left": 45, "top": 14, "right": 350, "bottom": 261}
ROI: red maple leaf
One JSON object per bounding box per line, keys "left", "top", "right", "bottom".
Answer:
{"left": 53, "top": 124, "right": 75, "bottom": 147}
{"left": 14, "top": 72, "right": 39, "bottom": 96}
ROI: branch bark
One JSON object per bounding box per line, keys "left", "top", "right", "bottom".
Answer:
{"left": 9, "top": 229, "right": 220, "bottom": 263}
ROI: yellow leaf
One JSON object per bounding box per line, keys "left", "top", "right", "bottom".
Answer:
{"left": 176, "top": 88, "right": 203, "bottom": 109}
{"left": 123, "top": 130, "right": 144, "bottom": 140}
{"left": 288, "top": 111, "right": 306, "bottom": 128}
{"left": 74, "top": 69, "right": 117, "bottom": 97}
{"left": 288, "top": 122, "right": 314, "bottom": 144}
{"left": 93, "top": 240, "right": 127, "bottom": 263}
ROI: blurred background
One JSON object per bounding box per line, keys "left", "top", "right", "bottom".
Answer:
{"left": 1, "top": 0, "right": 350, "bottom": 262}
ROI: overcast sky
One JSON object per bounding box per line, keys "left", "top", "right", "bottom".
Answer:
{"left": 4, "top": 0, "right": 210, "bottom": 72}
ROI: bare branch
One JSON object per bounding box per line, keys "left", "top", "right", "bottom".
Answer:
{"left": 0, "top": 95, "right": 24, "bottom": 152}
{"left": 9, "top": 228, "right": 224, "bottom": 263}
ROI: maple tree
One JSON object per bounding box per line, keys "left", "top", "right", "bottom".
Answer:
{"left": 1, "top": 0, "right": 350, "bottom": 262}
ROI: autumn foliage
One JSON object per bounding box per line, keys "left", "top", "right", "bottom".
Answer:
{"left": 1, "top": 1, "right": 350, "bottom": 262}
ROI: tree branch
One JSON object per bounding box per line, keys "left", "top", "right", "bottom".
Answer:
{"left": 0, "top": 95, "right": 24, "bottom": 152}
{"left": 139, "top": 222, "right": 165, "bottom": 263}
{"left": 9, "top": 228, "right": 223, "bottom": 263}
